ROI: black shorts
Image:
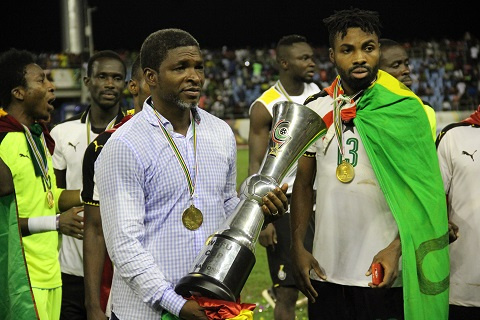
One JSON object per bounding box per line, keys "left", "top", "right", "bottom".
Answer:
{"left": 449, "top": 304, "right": 480, "bottom": 320}
{"left": 60, "top": 273, "right": 86, "bottom": 320}
{"left": 266, "top": 210, "right": 315, "bottom": 288}
{"left": 308, "top": 280, "right": 404, "bottom": 320}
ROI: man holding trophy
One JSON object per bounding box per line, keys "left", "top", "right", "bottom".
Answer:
{"left": 95, "top": 29, "right": 289, "bottom": 320}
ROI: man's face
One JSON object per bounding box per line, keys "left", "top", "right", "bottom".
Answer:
{"left": 153, "top": 46, "right": 205, "bottom": 110}
{"left": 84, "top": 57, "right": 126, "bottom": 110}
{"left": 22, "top": 64, "right": 56, "bottom": 122}
{"left": 128, "top": 73, "right": 151, "bottom": 113}
{"left": 283, "top": 42, "right": 316, "bottom": 83}
{"left": 379, "top": 46, "right": 412, "bottom": 88}
{"left": 329, "top": 27, "right": 380, "bottom": 95}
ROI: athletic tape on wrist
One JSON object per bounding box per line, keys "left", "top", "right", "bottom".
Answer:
{"left": 28, "top": 215, "right": 57, "bottom": 233}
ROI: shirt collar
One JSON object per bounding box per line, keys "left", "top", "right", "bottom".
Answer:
{"left": 80, "top": 105, "right": 126, "bottom": 124}
{"left": 144, "top": 96, "right": 202, "bottom": 131}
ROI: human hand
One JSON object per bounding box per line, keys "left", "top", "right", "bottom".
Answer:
{"left": 58, "top": 206, "right": 84, "bottom": 239}
{"left": 366, "top": 238, "right": 401, "bottom": 288}
{"left": 261, "top": 183, "right": 288, "bottom": 223}
{"left": 258, "top": 223, "right": 277, "bottom": 248}
{"left": 448, "top": 220, "right": 459, "bottom": 243}
{"left": 179, "top": 300, "right": 208, "bottom": 320}
{"left": 291, "top": 245, "right": 325, "bottom": 303}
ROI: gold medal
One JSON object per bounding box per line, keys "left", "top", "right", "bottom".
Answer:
{"left": 182, "top": 205, "right": 203, "bottom": 230}
{"left": 336, "top": 160, "right": 355, "bottom": 183}
{"left": 46, "top": 190, "right": 55, "bottom": 208}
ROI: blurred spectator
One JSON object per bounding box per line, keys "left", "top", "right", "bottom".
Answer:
{"left": 39, "top": 35, "right": 480, "bottom": 121}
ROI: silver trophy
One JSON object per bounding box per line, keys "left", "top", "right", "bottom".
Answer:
{"left": 175, "top": 101, "right": 327, "bottom": 301}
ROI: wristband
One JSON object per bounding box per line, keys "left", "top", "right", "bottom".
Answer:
{"left": 28, "top": 215, "right": 57, "bottom": 234}
{"left": 56, "top": 214, "right": 60, "bottom": 231}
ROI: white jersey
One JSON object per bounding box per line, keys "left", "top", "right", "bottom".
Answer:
{"left": 305, "top": 94, "right": 401, "bottom": 287}
{"left": 437, "top": 124, "right": 480, "bottom": 307}
{"left": 249, "top": 80, "right": 320, "bottom": 193}
{"left": 51, "top": 108, "right": 120, "bottom": 277}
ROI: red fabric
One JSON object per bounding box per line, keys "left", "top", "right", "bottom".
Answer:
{"left": 323, "top": 77, "right": 357, "bottom": 122}
{"left": 323, "top": 110, "right": 334, "bottom": 129}
{"left": 99, "top": 253, "right": 114, "bottom": 312}
{"left": 341, "top": 107, "right": 357, "bottom": 122}
{"left": 187, "top": 296, "right": 256, "bottom": 320}
{"left": 462, "top": 105, "right": 480, "bottom": 126}
{"left": 105, "top": 114, "right": 133, "bottom": 134}
{"left": 0, "top": 111, "right": 55, "bottom": 155}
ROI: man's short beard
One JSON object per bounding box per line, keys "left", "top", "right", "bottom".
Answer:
{"left": 337, "top": 65, "right": 379, "bottom": 92}
{"left": 170, "top": 95, "right": 196, "bottom": 110}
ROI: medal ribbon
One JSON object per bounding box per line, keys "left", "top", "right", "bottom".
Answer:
{"left": 152, "top": 107, "right": 198, "bottom": 199}
{"left": 275, "top": 81, "right": 293, "bottom": 102}
{"left": 333, "top": 83, "right": 348, "bottom": 161}
{"left": 332, "top": 81, "right": 363, "bottom": 162}
{"left": 22, "top": 124, "right": 52, "bottom": 189}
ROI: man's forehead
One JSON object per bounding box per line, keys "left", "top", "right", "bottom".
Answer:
{"left": 165, "top": 46, "right": 202, "bottom": 59}
{"left": 24, "top": 63, "right": 44, "bottom": 76}
{"left": 92, "top": 58, "right": 125, "bottom": 73}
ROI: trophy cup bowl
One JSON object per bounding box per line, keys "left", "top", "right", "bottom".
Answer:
{"left": 175, "top": 101, "right": 327, "bottom": 301}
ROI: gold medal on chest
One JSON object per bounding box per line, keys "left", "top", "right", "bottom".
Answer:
{"left": 182, "top": 205, "right": 203, "bottom": 231}
{"left": 46, "top": 190, "right": 55, "bottom": 208}
{"left": 336, "top": 160, "right": 355, "bottom": 183}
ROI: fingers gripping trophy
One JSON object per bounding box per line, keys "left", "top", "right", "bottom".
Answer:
{"left": 175, "top": 101, "right": 327, "bottom": 301}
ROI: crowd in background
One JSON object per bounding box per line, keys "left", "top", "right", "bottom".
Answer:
{"left": 38, "top": 33, "right": 480, "bottom": 120}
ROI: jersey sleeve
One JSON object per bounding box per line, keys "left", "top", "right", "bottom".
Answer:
{"left": 81, "top": 133, "right": 109, "bottom": 205}
{"left": 436, "top": 129, "right": 453, "bottom": 195}
{"left": 50, "top": 126, "right": 67, "bottom": 170}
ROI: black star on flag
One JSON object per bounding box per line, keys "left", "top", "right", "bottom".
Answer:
{"left": 343, "top": 122, "right": 355, "bottom": 134}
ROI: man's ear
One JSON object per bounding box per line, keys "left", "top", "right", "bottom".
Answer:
{"left": 128, "top": 79, "right": 138, "bottom": 96}
{"left": 83, "top": 76, "right": 90, "bottom": 86}
{"left": 329, "top": 48, "right": 335, "bottom": 64}
{"left": 144, "top": 68, "right": 156, "bottom": 86}
{"left": 11, "top": 87, "right": 24, "bottom": 101}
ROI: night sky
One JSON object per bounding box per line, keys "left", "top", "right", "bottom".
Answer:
{"left": 1, "top": 0, "right": 477, "bottom": 54}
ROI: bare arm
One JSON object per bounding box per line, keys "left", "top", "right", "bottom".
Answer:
{"left": 290, "top": 154, "right": 324, "bottom": 302}
{"left": 58, "top": 189, "right": 83, "bottom": 212}
{"left": 84, "top": 204, "right": 108, "bottom": 320}
{"left": 290, "top": 155, "right": 316, "bottom": 252}
{"left": 248, "top": 102, "right": 272, "bottom": 176}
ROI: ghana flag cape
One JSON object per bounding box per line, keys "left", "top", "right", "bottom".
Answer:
{"left": 0, "top": 192, "right": 38, "bottom": 319}
{"left": 354, "top": 70, "right": 449, "bottom": 320}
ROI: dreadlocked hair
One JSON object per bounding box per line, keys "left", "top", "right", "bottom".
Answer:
{"left": 323, "top": 8, "right": 382, "bottom": 48}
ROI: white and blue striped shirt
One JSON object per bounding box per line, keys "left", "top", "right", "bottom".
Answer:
{"left": 96, "top": 100, "right": 239, "bottom": 319}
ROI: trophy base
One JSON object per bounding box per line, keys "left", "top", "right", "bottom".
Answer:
{"left": 175, "top": 273, "right": 237, "bottom": 301}
{"left": 175, "top": 239, "right": 256, "bottom": 302}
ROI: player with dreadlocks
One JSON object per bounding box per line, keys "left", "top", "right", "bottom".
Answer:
{"left": 290, "top": 8, "right": 449, "bottom": 320}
